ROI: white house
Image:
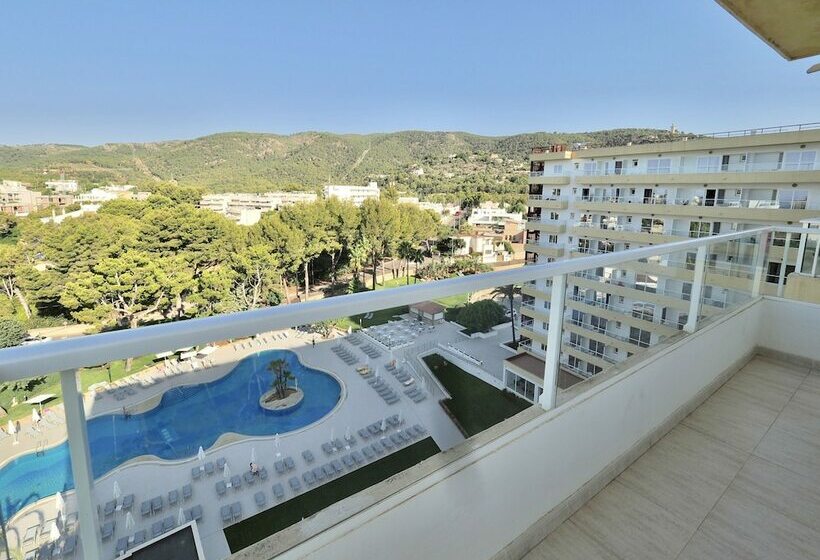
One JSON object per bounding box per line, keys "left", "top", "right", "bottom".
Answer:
{"left": 323, "top": 182, "right": 380, "bottom": 206}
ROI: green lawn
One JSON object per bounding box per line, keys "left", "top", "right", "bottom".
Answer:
{"left": 224, "top": 437, "right": 441, "bottom": 553}
{"left": 423, "top": 353, "right": 530, "bottom": 437}
{"left": 0, "top": 354, "right": 156, "bottom": 422}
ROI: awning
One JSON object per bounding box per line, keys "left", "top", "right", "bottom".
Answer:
{"left": 175, "top": 346, "right": 195, "bottom": 353}
{"left": 179, "top": 351, "right": 198, "bottom": 360}
{"left": 155, "top": 351, "right": 174, "bottom": 359}
{"left": 24, "top": 394, "right": 56, "bottom": 406}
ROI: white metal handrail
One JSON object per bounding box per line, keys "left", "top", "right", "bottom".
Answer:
{"left": 0, "top": 226, "right": 785, "bottom": 380}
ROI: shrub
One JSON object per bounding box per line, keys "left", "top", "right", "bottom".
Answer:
{"left": 0, "top": 317, "right": 26, "bottom": 348}
{"left": 450, "top": 300, "right": 506, "bottom": 334}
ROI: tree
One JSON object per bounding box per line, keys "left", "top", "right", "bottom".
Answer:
{"left": 409, "top": 248, "right": 424, "bottom": 283}
{"left": 0, "top": 246, "right": 32, "bottom": 318}
{"left": 267, "top": 358, "right": 294, "bottom": 400}
{"left": 252, "top": 212, "right": 305, "bottom": 303}
{"left": 0, "top": 213, "right": 16, "bottom": 238}
{"left": 228, "top": 245, "right": 282, "bottom": 311}
{"left": 323, "top": 198, "right": 360, "bottom": 285}
{"left": 492, "top": 284, "right": 519, "bottom": 344}
{"left": 358, "top": 199, "right": 399, "bottom": 289}
{"left": 397, "top": 241, "right": 415, "bottom": 285}
{"left": 347, "top": 237, "right": 372, "bottom": 290}
{"left": 0, "top": 318, "right": 25, "bottom": 348}
{"left": 148, "top": 182, "right": 203, "bottom": 206}
{"left": 280, "top": 202, "right": 332, "bottom": 301}
{"left": 452, "top": 300, "right": 506, "bottom": 334}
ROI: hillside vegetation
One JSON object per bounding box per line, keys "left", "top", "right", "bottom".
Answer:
{"left": 0, "top": 128, "right": 690, "bottom": 198}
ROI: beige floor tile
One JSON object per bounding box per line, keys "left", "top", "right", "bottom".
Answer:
{"left": 617, "top": 425, "right": 746, "bottom": 526}
{"left": 681, "top": 385, "right": 780, "bottom": 452}
{"left": 676, "top": 487, "right": 820, "bottom": 560}
{"left": 768, "top": 399, "right": 820, "bottom": 443}
{"left": 755, "top": 424, "right": 820, "bottom": 484}
{"left": 570, "top": 480, "right": 692, "bottom": 560}
{"left": 523, "top": 520, "right": 620, "bottom": 560}
{"left": 723, "top": 366, "right": 803, "bottom": 412}
{"left": 732, "top": 456, "right": 820, "bottom": 533}
{"left": 793, "top": 374, "right": 820, "bottom": 408}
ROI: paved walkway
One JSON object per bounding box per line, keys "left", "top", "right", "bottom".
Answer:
{"left": 523, "top": 356, "right": 820, "bottom": 560}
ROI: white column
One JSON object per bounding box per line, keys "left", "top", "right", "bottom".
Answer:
{"left": 795, "top": 232, "right": 807, "bottom": 274}
{"left": 684, "top": 246, "right": 707, "bottom": 333}
{"left": 751, "top": 231, "right": 769, "bottom": 297}
{"left": 539, "top": 273, "right": 566, "bottom": 410}
{"left": 812, "top": 233, "right": 819, "bottom": 277}
{"left": 777, "top": 232, "right": 792, "bottom": 297}
{"left": 60, "top": 370, "right": 102, "bottom": 560}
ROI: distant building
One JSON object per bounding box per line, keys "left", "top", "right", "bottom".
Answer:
{"left": 45, "top": 179, "right": 79, "bottom": 193}
{"left": 467, "top": 202, "right": 524, "bottom": 226}
{"left": 77, "top": 185, "right": 139, "bottom": 204}
{"left": 40, "top": 204, "right": 101, "bottom": 224}
{"left": 323, "top": 182, "right": 380, "bottom": 206}
{"left": 199, "top": 191, "right": 318, "bottom": 225}
{"left": 452, "top": 232, "right": 519, "bottom": 264}
{"left": 0, "top": 180, "right": 74, "bottom": 216}
{"left": 397, "top": 196, "right": 420, "bottom": 205}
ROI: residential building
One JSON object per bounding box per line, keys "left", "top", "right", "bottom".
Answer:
{"left": 453, "top": 232, "right": 521, "bottom": 264}
{"left": 76, "top": 185, "right": 141, "bottom": 204}
{"left": 467, "top": 201, "right": 523, "bottom": 226}
{"left": 199, "top": 191, "right": 318, "bottom": 224}
{"left": 0, "top": 180, "right": 75, "bottom": 215}
{"left": 45, "top": 179, "right": 79, "bottom": 193}
{"left": 322, "top": 182, "right": 380, "bottom": 206}
{"left": 507, "top": 124, "right": 820, "bottom": 400}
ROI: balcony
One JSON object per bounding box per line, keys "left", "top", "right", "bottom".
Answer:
{"left": 571, "top": 222, "right": 688, "bottom": 244}
{"left": 575, "top": 161, "right": 820, "bottom": 185}
{"left": 526, "top": 220, "right": 566, "bottom": 234}
{"left": 526, "top": 195, "right": 568, "bottom": 210}
{"left": 525, "top": 243, "right": 565, "bottom": 259}
{"left": 0, "top": 225, "right": 818, "bottom": 560}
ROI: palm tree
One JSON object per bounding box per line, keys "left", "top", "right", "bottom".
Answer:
{"left": 267, "top": 359, "right": 294, "bottom": 400}
{"left": 397, "top": 241, "right": 415, "bottom": 285}
{"left": 409, "top": 248, "right": 424, "bottom": 284}
{"left": 492, "top": 284, "right": 519, "bottom": 346}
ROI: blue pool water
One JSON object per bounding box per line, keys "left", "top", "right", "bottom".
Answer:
{"left": 0, "top": 350, "right": 341, "bottom": 520}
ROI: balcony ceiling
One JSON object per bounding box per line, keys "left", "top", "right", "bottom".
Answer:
{"left": 716, "top": 0, "right": 820, "bottom": 60}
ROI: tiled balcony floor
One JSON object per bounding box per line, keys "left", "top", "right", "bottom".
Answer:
{"left": 524, "top": 356, "right": 820, "bottom": 560}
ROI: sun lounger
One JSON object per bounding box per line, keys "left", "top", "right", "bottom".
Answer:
{"left": 385, "top": 395, "right": 400, "bottom": 405}
{"left": 322, "top": 463, "right": 335, "bottom": 477}
{"left": 150, "top": 496, "right": 163, "bottom": 514}
{"left": 104, "top": 499, "right": 116, "bottom": 517}
{"left": 230, "top": 475, "right": 242, "bottom": 489}
{"left": 331, "top": 459, "right": 344, "bottom": 473}
{"left": 332, "top": 438, "right": 344, "bottom": 451}
{"left": 402, "top": 428, "right": 415, "bottom": 440}
{"left": 362, "top": 446, "right": 375, "bottom": 460}
{"left": 182, "top": 484, "right": 192, "bottom": 500}
{"left": 381, "top": 436, "right": 394, "bottom": 450}
{"left": 412, "top": 393, "right": 427, "bottom": 403}
{"left": 358, "top": 428, "right": 370, "bottom": 440}
{"left": 313, "top": 466, "right": 325, "bottom": 481}
{"left": 368, "top": 425, "right": 380, "bottom": 435}
{"left": 204, "top": 461, "right": 215, "bottom": 475}
{"left": 412, "top": 424, "right": 426, "bottom": 436}
{"left": 272, "top": 483, "right": 285, "bottom": 500}
{"left": 216, "top": 457, "right": 226, "bottom": 471}
{"left": 131, "top": 530, "right": 146, "bottom": 547}
{"left": 254, "top": 491, "right": 266, "bottom": 508}
{"left": 162, "top": 515, "right": 175, "bottom": 533}
{"left": 243, "top": 471, "right": 255, "bottom": 485}
{"left": 302, "top": 449, "right": 315, "bottom": 463}
{"left": 303, "top": 471, "right": 316, "bottom": 485}
{"left": 101, "top": 520, "right": 115, "bottom": 540}
{"left": 185, "top": 504, "right": 203, "bottom": 522}
{"left": 342, "top": 454, "right": 355, "bottom": 468}
{"left": 140, "top": 500, "right": 151, "bottom": 517}
{"left": 258, "top": 466, "right": 268, "bottom": 480}
{"left": 191, "top": 467, "right": 202, "bottom": 480}
{"left": 168, "top": 489, "right": 179, "bottom": 506}
{"left": 231, "top": 501, "right": 242, "bottom": 521}
{"left": 220, "top": 505, "right": 232, "bottom": 524}
{"left": 289, "top": 476, "right": 302, "bottom": 492}
{"left": 150, "top": 518, "right": 163, "bottom": 537}
{"left": 284, "top": 457, "right": 295, "bottom": 471}
{"left": 275, "top": 459, "right": 286, "bottom": 474}
{"left": 344, "top": 433, "right": 356, "bottom": 445}
{"left": 321, "top": 442, "right": 333, "bottom": 455}
{"left": 390, "top": 433, "right": 403, "bottom": 446}
{"left": 351, "top": 450, "right": 365, "bottom": 464}
{"left": 216, "top": 480, "right": 227, "bottom": 496}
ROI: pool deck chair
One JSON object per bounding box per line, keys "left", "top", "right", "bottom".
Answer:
{"left": 230, "top": 475, "right": 242, "bottom": 490}
{"left": 140, "top": 500, "right": 151, "bottom": 517}
{"left": 221, "top": 505, "right": 232, "bottom": 524}
{"left": 182, "top": 484, "right": 192, "bottom": 500}
{"left": 101, "top": 520, "right": 115, "bottom": 541}
{"left": 254, "top": 491, "right": 266, "bottom": 508}
{"left": 231, "top": 502, "right": 242, "bottom": 521}
{"left": 216, "top": 480, "right": 227, "bottom": 497}
{"left": 302, "top": 449, "right": 315, "bottom": 463}
{"left": 289, "top": 476, "right": 301, "bottom": 492}
{"left": 272, "top": 483, "right": 285, "bottom": 500}
{"left": 150, "top": 496, "right": 163, "bottom": 515}
{"left": 168, "top": 489, "right": 179, "bottom": 506}
{"left": 284, "top": 456, "right": 296, "bottom": 471}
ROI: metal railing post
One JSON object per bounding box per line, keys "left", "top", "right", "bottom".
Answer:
{"left": 60, "top": 370, "right": 102, "bottom": 560}
{"left": 752, "top": 231, "right": 769, "bottom": 297}
{"left": 795, "top": 232, "right": 807, "bottom": 275}
{"left": 684, "top": 246, "right": 708, "bottom": 333}
{"left": 777, "top": 232, "right": 792, "bottom": 297}
{"left": 539, "top": 273, "right": 566, "bottom": 410}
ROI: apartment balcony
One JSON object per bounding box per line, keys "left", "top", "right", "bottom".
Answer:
{"left": 565, "top": 318, "right": 648, "bottom": 351}
{"left": 570, "top": 222, "right": 688, "bottom": 244}
{"left": 525, "top": 219, "right": 566, "bottom": 234}
{"left": 525, "top": 242, "right": 565, "bottom": 259}
{"left": 527, "top": 171, "right": 570, "bottom": 186}
{"left": 1, "top": 225, "right": 818, "bottom": 560}
{"left": 575, "top": 196, "right": 820, "bottom": 223}
{"left": 575, "top": 162, "right": 820, "bottom": 185}
{"left": 565, "top": 294, "right": 682, "bottom": 336}
{"left": 519, "top": 302, "right": 550, "bottom": 324}
{"left": 526, "top": 195, "right": 568, "bottom": 210}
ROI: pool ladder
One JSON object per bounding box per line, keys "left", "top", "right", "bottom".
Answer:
{"left": 35, "top": 439, "right": 48, "bottom": 456}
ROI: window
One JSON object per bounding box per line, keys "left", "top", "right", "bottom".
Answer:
{"left": 778, "top": 189, "right": 808, "bottom": 210}
{"left": 552, "top": 164, "right": 563, "bottom": 174}
{"left": 782, "top": 151, "right": 816, "bottom": 171}
{"left": 552, "top": 188, "right": 562, "bottom": 197}
{"left": 583, "top": 162, "right": 596, "bottom": 174}
{"left": 629, "top": 327, "right": 651, "bottom": 348}
{"left": 647, "top": 158, "right": 672, "bottom": 174}
{"left": 549, "top": 211, "right": 559, "bottom": 220}
{"left": 696, "top": 156, "right": 720, "bottom": 172}
{"left": 548, "top": 234, "right": 558, "bottom": 244}
{"left": 588, "top": 340, "right": 605, "bottom": 357}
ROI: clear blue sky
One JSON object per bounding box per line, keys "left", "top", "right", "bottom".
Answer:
{"left": 1, "top": 0, "right": 818, "bottom": 145}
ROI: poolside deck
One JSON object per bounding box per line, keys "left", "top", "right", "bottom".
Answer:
{"left": 3, "top": 323, "right": 486, "bottom": 560}
{"left": 523, "top": 356, "right": 820, "bottom": 560}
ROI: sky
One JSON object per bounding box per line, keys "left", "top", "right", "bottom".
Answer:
{"left": 1, "top": 0, "right": 818, "bottom": 145}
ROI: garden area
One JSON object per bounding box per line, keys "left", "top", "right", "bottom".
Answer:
{"left": 423, "top": 353, "right": 530, "bottom": 437}
{"left": 224, "top": 437, "right": 441, "bottom": 552}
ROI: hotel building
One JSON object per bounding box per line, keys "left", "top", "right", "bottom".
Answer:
{"left": 505, "top": 125, "right": 820, "bottom": 402}
{"left": 322, "top": 182, "right": 380, "bottom": 206}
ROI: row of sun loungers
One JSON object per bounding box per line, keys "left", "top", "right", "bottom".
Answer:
{"left": 359, "top": 343, "right": 382, "bottom": 359}
{"left": 102, "top": 493, "right": 135, "bottom": 518}
{"left": 367, "top": 376, "right": 401, "bottom": 405}
{"left": 405, "top": 386, "right": 427, "bottom": 403}
{"left": 331, "top": 344, "right": 358, "bottom": 366}
{"left": 30, "top": 534, "right": 77, "bottom": 559}
{"left": 139, "top": 484, "right": 192, "bottom": 519}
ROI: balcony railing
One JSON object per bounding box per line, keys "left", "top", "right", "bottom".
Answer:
{"left": 577, "top": 161, "right": 817, "bottom": 177}
{"left": 577, "top": 195, "right": 813, "bottom": 210}
{"left": 0, "top": 223, "right": 814, "bottom": 559}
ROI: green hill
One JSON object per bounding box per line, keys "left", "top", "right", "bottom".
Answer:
{"left": 0, "top": 128, "right": 690, "bottom": 197}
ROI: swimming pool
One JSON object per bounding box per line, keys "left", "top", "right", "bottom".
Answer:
{"left": 0, "top": 349, "right": 342, "bottom": 520}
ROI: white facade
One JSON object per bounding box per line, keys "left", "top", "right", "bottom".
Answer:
{"left": 467, "top": 202, "right": 523, "bottom": 226}
{"left": 45, "top": 179, "right": 79, "bottom": 193}
{"left": 199, "top": 191, "right": 318, "bottom": 224}
{"left": 323, "top": 182, "right": 380, "bottom": 206}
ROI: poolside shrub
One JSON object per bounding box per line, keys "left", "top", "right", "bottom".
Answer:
{"left": 448, "top": 299, "right": 506, "bottom": 334}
